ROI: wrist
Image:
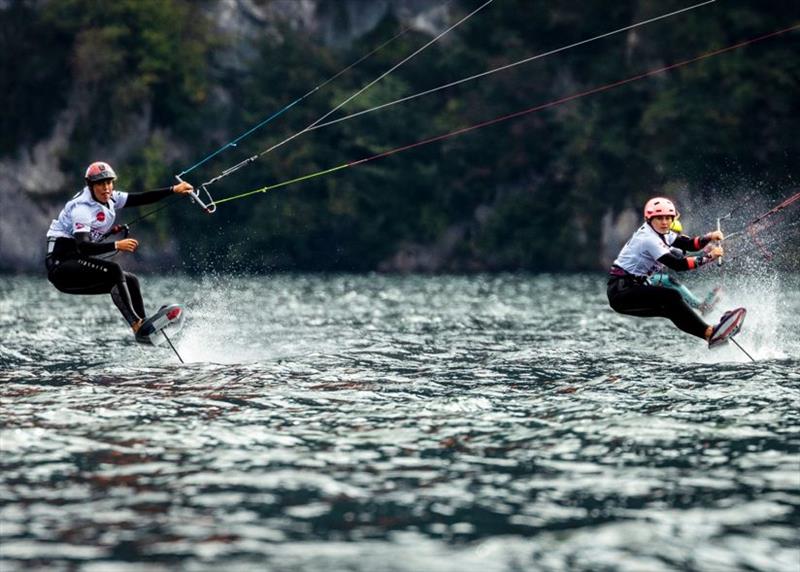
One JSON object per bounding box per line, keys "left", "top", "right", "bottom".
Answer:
{"left": 690, "top": 255, "right": 710, "bottom": 269}
{"left": 697, "top": 234, "right": 715, "bottom": 249}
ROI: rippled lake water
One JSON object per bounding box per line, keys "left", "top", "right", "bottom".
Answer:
{"left": 1, "top": 273, "right": 799, "bottom": 571}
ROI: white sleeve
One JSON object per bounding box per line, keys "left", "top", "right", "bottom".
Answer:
{"left": 71, "top": 205, "right": 94, "bottom": 235}
{"left": 113, "top": 190, "right": 129, "bottom": 209}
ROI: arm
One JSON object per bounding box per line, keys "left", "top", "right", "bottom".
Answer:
{"left": 672, "top": 230, "right": 724, "bottom": 252}
{"left": 123, "top": 181, "right": 194, "bottom": 207}
{"left": 123, "top": 188, "right": 173, "bottom": 207}
{"left": 657, "top": 246, "right": 722, "bottom": 271}
{"left": 75, "top": 232, "right": 138, "bottom": 254}
{"left": 74, "top": 232, "right": 116, "bottom": 256}
{"left": 672, "top": 234, "right": 711, "bottom": 252}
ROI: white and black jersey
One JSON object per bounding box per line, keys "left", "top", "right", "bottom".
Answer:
{"left": 47, "top": 187, "right": 129, "bottom": 242}
{"left": 613, "top": 224, "right": 677, "bottom": 277}
{"left": 613, "top": 224, "right": 714, "bottom": 277}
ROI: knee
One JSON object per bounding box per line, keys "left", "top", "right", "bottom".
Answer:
{"left": 105, "top": 262, "right": 125, "bottom": 282}
{"left": 124, "top": 272, "right": 140, "bottom": 288}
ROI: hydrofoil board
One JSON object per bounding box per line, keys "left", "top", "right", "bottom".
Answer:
{"left": 135, "top": 303, "right": 186, "bottom": 346}
{"left": 708, "top": 307, "right": 746, "bottom": 349}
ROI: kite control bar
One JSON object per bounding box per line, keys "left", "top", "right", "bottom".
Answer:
{"left": 176, "top": 175, "right": 217, "bottom": 214}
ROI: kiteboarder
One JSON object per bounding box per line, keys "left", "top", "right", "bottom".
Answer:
{"left": 607, "top": 197, "right": 744, "bottom": 347}
{"left": 45, "top": 161, "right": 193, "bottom": 336}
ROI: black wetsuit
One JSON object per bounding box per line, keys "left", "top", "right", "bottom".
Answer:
{"left": 607, "top": 229, "right": 714, "bottom": 339}
{"left": 607, "top": 271, "right": 709, "bottom": 338}
{"left": 45, "top": 189, "right": 172, "bottom": 326}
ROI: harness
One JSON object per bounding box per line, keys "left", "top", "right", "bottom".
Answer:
{"left": 45, "top": 225, "right": 129, "bottom": 272}
{"left": 607, "top": 265, "right": 648, "bottom": 291}
{"left": 45, "top": 237, "right": 76, "bottom": 272}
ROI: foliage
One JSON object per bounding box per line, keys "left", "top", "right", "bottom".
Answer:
{"left": 4, "top": 0, "right": 798, "bottom": 272}
{"left": 0, "top": 1, "right": 72, "bottom": 153}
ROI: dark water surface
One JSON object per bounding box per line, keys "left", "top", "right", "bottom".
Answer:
{"left": 1, "top": 274, "right": 798, "bottom": 571}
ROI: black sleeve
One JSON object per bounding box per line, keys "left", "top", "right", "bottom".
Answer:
{"left": 74, "top": 232, "right": 116, "bottom": 256}
{"left": 123, "top": 188, "right": 173, "bottom": 208}
{"left": 672, "top": 234, "right": 712, "bottom": 252}
{"left": 657, "top": 252, "right": 710, "bottom": 272}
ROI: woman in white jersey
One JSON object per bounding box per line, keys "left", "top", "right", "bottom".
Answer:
{"left": 607, "top": 197, "right": 737, "bottom": 346}
{"left": 45, "top": 162, "right": 192, "bottom": 336}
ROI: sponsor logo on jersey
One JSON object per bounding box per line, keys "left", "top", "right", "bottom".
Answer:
{"left": 96, "top": 212, "right": 106, "bottom": 222}
{"left": 75, "top": 223, "right": 85, "bottom": 230}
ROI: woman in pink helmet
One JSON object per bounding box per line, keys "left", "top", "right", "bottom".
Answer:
{"left": 607, "top": 197, "right": 741, "bottom": 347}
{"left": 45, "top": 162, "right": 193, "bottom": 337}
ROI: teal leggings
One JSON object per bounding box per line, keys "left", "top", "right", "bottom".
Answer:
{"left": 649, "top": 273, "right": 701, "bottom": 308}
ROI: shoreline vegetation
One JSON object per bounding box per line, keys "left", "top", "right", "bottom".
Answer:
{"left": 1, "top": 0, "right": 797, "bottom": 273}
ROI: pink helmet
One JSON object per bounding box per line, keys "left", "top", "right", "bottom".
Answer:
{"left": 84, "top": 161, "right": 117, "bottom": 183}
{"left": 643, "top": 197, "right": 677, "bottom": 220}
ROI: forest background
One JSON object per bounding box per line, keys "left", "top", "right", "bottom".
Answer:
{"left": 1, "top": 0, "right": 798, "bottom": 273}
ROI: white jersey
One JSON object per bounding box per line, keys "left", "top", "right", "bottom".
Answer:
{"left": 613, "top": 223, "right": 678, "bottom": 277}
{"left": 47, "top": 187, "right": 129, "bottom": 242}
